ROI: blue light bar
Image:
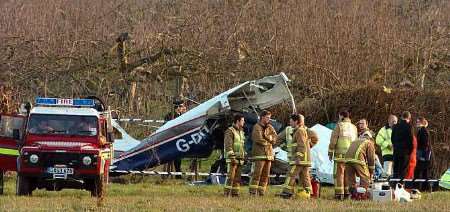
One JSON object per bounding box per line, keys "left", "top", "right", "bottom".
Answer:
{"left": 35, "top": 98, "right": 95, "bottom": 107}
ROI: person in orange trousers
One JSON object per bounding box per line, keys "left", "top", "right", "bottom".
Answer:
{"left": 405, "top": 135, "right": 417, "bottom": 179}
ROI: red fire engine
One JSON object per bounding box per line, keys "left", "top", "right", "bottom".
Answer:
{"left": 0, "top": 97, "right": 114, "bottom": 197}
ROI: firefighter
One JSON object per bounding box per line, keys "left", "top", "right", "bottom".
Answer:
{"left": 276, "top": 117, "right": 296, "bottom": 165}
{"left": 344, "top": 131, "right": 376, "bottom": 200}
{"left": 249, "top": 110, "right": 277, "bottom": 196}
{"left": 278, "top": 114, "right": 318, "bottom": 199}
{"left": 357, "top": 119, "right": 384, "bottom": 179}
{"left": 328, "top": 111, "right": 358, "bottom": 200}
{"left": 356, "top": 119, "right": 375, "bottom": 139}
{"left": 223, "top": 114, "right": 246, "bottom": 197}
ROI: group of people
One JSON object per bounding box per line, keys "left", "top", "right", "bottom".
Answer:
{"left": 223, "top": 109, "right": 431, "bottom": 200}
{"left": 223, "top": 110, "right": 318, "bottom": 198}
{"left": 329, "top": 111, "right": 431, "bottom": 200}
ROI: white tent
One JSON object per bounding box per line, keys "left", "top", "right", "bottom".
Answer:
{"left": 310, "top": 124, "right": 334, "bottom": 184}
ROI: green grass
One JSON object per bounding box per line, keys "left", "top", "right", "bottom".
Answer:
{"left": 1, "top": 176, "right": 450, "bottom": 211}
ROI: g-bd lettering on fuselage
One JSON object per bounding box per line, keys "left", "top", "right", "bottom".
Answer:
{"left": 176, "top": 126, "right": 210, "bottom": 152}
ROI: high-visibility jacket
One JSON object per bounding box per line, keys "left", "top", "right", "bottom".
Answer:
{"left": 375, "top": 126, "right": 393, "bottom": 156}
{"left": 277, "top": 126, "right": 295, "bottom": 162}
{"left": 224, "top": 125, "right": 246, "bottom": 164}
{"left": 251, "top": 123, "right": 277, "bottom": 160}
{"left": 345, "top": 138, "right": 376, "bottom": 172}
{"left": 328, "top": 118, "right": 357, "bottom": 162}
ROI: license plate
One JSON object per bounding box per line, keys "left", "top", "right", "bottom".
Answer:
{"left": 47, "top": 167, "right": 74, "bottom": 175}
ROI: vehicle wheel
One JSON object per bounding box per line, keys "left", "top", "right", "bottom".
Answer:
{"left": 91, "top": 175, "right": 106, "bottom": 198}
{"left": 16, "top": 174, "right": 32, "bottom": 196}
{"left": 0, "top": 170, "right": 4, "bottom": 195}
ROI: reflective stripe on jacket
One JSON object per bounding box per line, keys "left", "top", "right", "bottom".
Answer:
{"left": 345, "top": 138, "right": 376, "bottom": 171}
{"left": 328, "top": 118, "right": 357, "bottom": 161}
{"left": 251, "top": 123, "right": 277, "bottom": 161}
{"left": 224, "top": 126, "right": 246, "bottom": 164}
{"left": 285, "top": 126, "right": 295, "bottom": 162}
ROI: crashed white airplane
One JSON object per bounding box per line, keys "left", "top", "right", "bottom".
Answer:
{"left": 111, "top": 72, "right": 334, "bottom": 184}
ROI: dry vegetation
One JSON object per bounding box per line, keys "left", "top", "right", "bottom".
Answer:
{"left": 1, "top": 176, "right": 450, "bottom": 211}
{"left": 0, "top": 1, "right": 449, "bottom": 175}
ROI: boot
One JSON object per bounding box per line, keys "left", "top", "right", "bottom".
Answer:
{"left": 335, "top": 194, "right": 344, "bottom": 200}
{"left": 297, "top": 190, "right": 310, "bottom": 199}
{"left": 249, "top": 190, "right": 258, "bottom": 197}
{"left": 257, "top": 188, "right": 266, "bottom": 196}
{"left": 231, "top": 191, "right": 240, "bottom": 197}
{"left": 343, "top": 193, "right": 351, "bottom": 200}
{"left": 224, "top": 189, "right": 231, "bottom": 197}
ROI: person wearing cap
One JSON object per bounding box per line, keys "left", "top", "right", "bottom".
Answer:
{"left": 343, "top": 131, "right": 376, "bottom": 200}
{"left": 163, "top": 100, "right": 187, "bottom": 179}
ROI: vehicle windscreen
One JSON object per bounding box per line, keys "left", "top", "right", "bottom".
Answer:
{"left": 27, "top": 114, "right": 98, "bottom": 136}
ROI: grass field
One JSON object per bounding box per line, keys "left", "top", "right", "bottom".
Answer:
{"left": 1, "top": 176, "right": 449, "bottom": 211}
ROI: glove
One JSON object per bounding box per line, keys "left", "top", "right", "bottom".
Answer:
{"left": 328, "top": 152, "right": 334, "bottom": 161}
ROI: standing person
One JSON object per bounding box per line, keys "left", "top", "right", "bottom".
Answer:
{"left": 163, "top": 100, "right": 187, "bottom": 179}
{"left": 249, "top": 110, "right": 277, "bottom": 196}
{"left": 405, "top": 134, "right": 417, "bottom": 179}
{"left": 356, "top": 119, "right": 375, "bottom": 138}
{"left": 328, "top": 111, "right": 358, "bottom": 200}
{"left": 357, "top": 119, "right": 384, "bottom": 179}
{"left": 278, "top": 114, "right": 317, "bottom": 199}
{"left": 391, "top": 111, "right": 414, "bottom": 179}
{"left": 223, "top": 114, "right": 246, "bottom": 197}
{"left": 344, "top": 131, "right": 376, "bottom": 200}
{"left": 376, "top": 115, "right": 398, "bottom": 177}
{"left": 276, "top": 116, "right": 296, "bottom": 168}
{"left": 415, "top": 117, "right": 432, "bottom": 186}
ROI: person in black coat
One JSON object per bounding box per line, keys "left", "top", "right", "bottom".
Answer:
{"left": 415, "top": 117, "right": 431, "bottom": 183}
{"left": 163, "top": 100, "right": 187, "bottom": 179}
{"left": 391, "top": 111, "right": 414, "bottom": 179}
